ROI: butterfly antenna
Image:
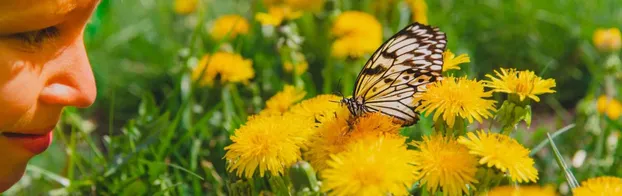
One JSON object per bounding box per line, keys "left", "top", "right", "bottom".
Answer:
{"left": 334, "top": 78, "right": 344, "bottom": 97}
{"left": 328, "top": 78, "right": 345, "bottom": 104}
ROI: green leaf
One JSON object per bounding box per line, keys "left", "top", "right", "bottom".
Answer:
{"left": 547, "top": 133, "right": 580, "bottom": 189}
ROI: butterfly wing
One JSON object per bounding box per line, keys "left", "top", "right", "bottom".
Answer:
{"left": 352, "top": 22, "right": 447, "bottom": 126}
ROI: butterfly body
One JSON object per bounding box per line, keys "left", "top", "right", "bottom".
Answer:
{"left": 342, "top": 96, "right": 365, "bottom": 116}
{"left": 342, "top": 22, "right": 447, "bottom": 126}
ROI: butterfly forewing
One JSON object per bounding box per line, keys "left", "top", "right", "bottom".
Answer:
{"left": 351, "top": 22, "right": 447, "bottom": 126}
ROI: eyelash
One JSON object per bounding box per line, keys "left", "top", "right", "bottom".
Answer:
{"left": 11, "top": 26, "right": 60, "bottom": 45}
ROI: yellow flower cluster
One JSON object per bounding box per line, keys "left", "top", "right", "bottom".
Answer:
{"left": 192, "top": 52, "right": 254, "bottom": 86}
{"left": 209, "top": 6, "right": 561, "bottom": 193}
{"left": 210, "top": 15, "right": 250, "bottom": 40}
{"left": 331, "top": 11, "right": 383, "bottom": 58}
{"left": 226, "top": 89, "right": 420, "bottom": 195}
{"left": 407, "top": 130, "right": 540, "bottom": 196}
{"left": 593, "top": 28, "right": 622, "bottom": 52}
{"left": 409, "top": 65, "right": 555, "bottom": 194}
{"left": 305, "top": 108, "right": 403, "bottom": 171}
{"left": 224, "top": 93, "right": 333, "bottom": 179}
{"left": 597, "top": 95, "right": 622, "bottom": 119}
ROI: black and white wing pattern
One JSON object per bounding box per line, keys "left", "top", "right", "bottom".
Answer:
{"left": 347, "top": 22, "right": 447, "bottom": 126}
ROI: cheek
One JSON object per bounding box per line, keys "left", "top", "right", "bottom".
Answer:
{"left": 0, "top": 59, "right": 43, "bottom": 129}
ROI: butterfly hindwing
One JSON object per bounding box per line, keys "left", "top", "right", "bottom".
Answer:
{"left": 352, "top": 22, "right": 447, "bottom": 126}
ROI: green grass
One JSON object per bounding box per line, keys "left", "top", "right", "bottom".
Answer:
{"left": 4, "top": 0, "right": 622, "bottom": 195}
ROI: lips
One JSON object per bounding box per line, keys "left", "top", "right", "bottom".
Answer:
{"left": 2, "top": 129, "right": 54, "bottom": 155}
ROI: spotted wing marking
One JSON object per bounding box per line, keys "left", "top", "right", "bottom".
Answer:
{"left": 351, "top": 22, "right": 447, "bottom": 126}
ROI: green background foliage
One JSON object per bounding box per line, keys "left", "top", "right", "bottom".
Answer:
{"left": 4, "top": 0, "right": 622, "bottom": 195}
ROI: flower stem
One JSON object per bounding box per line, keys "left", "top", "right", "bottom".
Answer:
{"left": 222, "top": 84, "right": 238, "bottom": 131}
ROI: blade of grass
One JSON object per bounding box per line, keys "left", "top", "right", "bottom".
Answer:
{"left": 108, "top": 88, "right": 116, "bottom": 159}
{"left": 547, "top": 132, "right": 580, "bottom": 189}
{"left": 105, "top": 126, "right": 163, "bottom": 177}
{"left": 67, "top": 126, "right": 77, "bottom": 181}
{"left": 26, "top": 165, "right": 70, "bottom": 187}
{"left": 191, "top": 139, "right": 203, "bottom": 195}
{"left": 138, "top": 159, "right": 204, "bottom": 181}
{"left": 530, "top": 123, "right": 575, "bottom": 156}
{"left": 170, "top": 102, "right": 222, "bottom": 151}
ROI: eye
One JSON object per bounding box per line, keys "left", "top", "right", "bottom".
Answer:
{"left": 10, "top": 26, "right": 60, "bottom": 45}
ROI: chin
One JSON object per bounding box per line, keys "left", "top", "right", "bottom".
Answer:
{"left": 0, "top": 143, "right": 32, "bottom": 193}
{"left": 0, "top": 166, "right": 26, "bottom": 193}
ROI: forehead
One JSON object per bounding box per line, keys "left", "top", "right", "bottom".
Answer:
{"left": 0, "top": 0, "right": 98, "bottom": 35}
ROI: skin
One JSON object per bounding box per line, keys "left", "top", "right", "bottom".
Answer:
{"left": 0, "top": 0, "right": 99, "bottom": 192}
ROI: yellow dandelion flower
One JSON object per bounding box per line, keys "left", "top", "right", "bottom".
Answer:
{"left": 256, "top": 5, "right": 302, "bottom": 26}
{"left": 261, "top": 85, "right": 306, "bottom": 115}
{"left": 485, "top": 185, "right": 557, "bottom": 196}
{"left": 304, "top": 106, "right": 352, "bottom": 171}
{"left": 331, "top": 11, "right": 383, "bottom": 58}
{"left": 414, "top": 76, "right": 496, "bottom": 128}
{"left": 287, "top": 94, "right": 342, "bottom": 124}
{"left": 174, "top": 0, "right": 198, "bottom": 14}
{"left": 573, "top": 176, "right": 622, "bottom": 196}
{"left": 210, "top": 15, "right": 250, "bottom": 40}
{"left": 593, "top": 28, "right": 622, "bottom": 52}
{"left": 411, "top": 134, "right": 479, "bottom": 196}
{"left": 348, "top": 112, "right": 403, "bottom": 141}
{"left": 304, "top": 107, "right": 402, "bottom": 171}
{"left": 224, "top": 114, "right": 312, "bottom": 178}
{"left": 321, "top": 136, "right": 417, "bottom": 196}
{"left": 458, "top": 130, "right": 539, "bottom": 183}
{"left": 484, "top": 68, "right": 556, "bottom": 102}
{"left": 442, "top": 50, "right": 470, "bottom": 72}
{"left": 596, "top": 95, "right": 622, "bottom": 119}
{"left": 406, "top": 0, "right": 428, "bottom": 24}
{"left": 192, "top": 52, "right": 254, "bottom": 86}
{"left": 285, "top": 95, "right": 344, "bottom": 150}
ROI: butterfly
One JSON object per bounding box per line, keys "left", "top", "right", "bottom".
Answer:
{"left": 341, "top": 22, "right": 447, "bottom": 126}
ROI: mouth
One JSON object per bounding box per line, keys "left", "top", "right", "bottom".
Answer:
{"left": 2, "top": 132, "right": 47, "bottom": 138}
{"left": 1, "top": 127, "right": 55, "bottom": 155}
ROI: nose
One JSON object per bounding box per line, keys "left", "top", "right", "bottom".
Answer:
{"left": 39, "top": 38, "right": 96, "bottom": 108}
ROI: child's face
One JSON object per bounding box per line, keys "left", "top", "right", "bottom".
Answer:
{"left": 0, "top": 0, "right": 99, "bottom": 191}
